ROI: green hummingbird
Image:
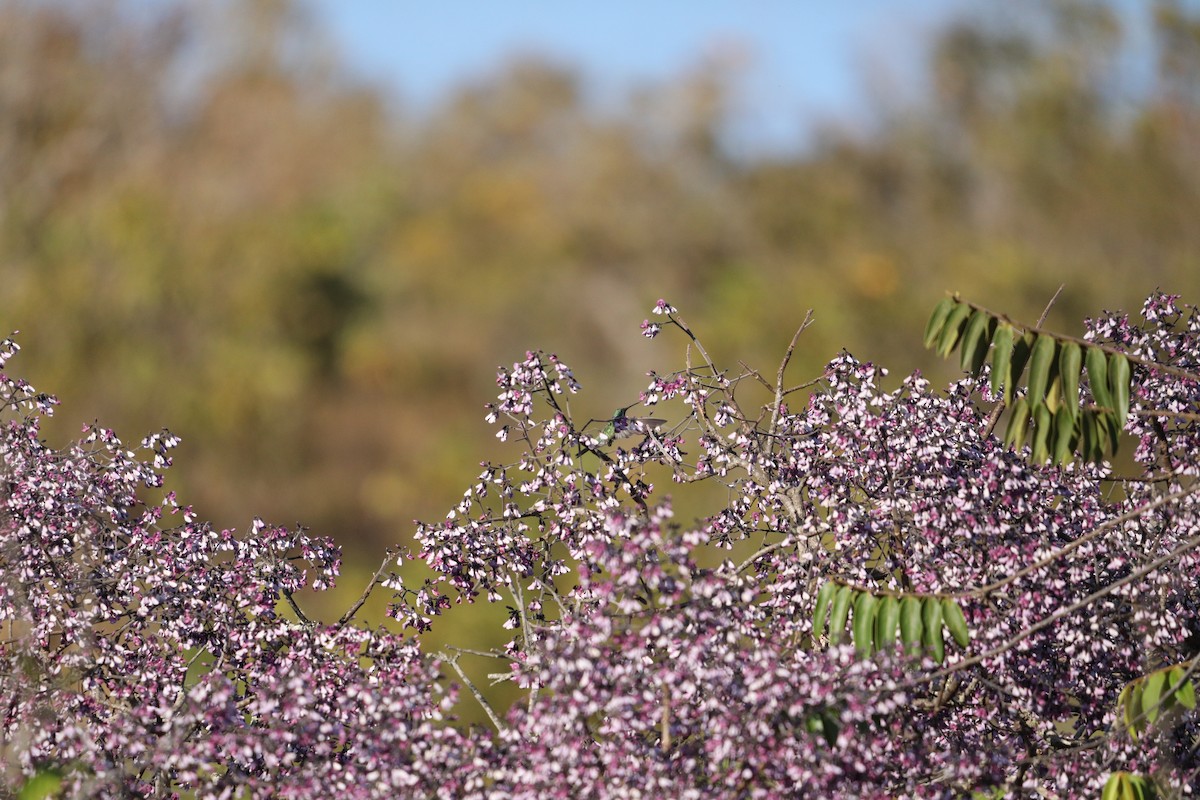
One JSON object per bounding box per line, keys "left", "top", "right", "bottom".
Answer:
{"left": 597, "top": 405, "right": 666, "bottom": 445}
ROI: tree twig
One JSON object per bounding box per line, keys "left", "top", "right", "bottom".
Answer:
{"left": 441, "top": 652, "right": 505, "bottom": 732}
{"left": 337, "top": 549, "right": 397, "bottom": 629}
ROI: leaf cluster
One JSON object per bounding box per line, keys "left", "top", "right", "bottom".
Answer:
{"left": 925, "top": 296, "right": 1132, "bottom": 464}
{"left": 1117, "top": 663, "right": 1198, "bottom": 739}
{"left": 811, "top": 581, "right": 969, "bottom": 664}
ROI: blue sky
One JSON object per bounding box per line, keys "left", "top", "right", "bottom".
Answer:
{"left": 308, "top": 1, "right": 976, "bottom": 153}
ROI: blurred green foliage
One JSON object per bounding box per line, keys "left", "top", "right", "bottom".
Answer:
{"left": 3, "top": 0, "right": 1200, "bottom": 620}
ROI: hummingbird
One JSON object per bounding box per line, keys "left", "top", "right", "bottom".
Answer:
{"left": 597, "top": 405, "right": 665, "bottom": 445}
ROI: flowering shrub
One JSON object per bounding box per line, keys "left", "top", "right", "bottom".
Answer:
{"left": 3, "top": 292, "right": 1200, "bottom": 798}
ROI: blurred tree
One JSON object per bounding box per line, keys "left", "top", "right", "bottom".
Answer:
{"left": 2, "top": 0, "right": 1199, "bottom": 622}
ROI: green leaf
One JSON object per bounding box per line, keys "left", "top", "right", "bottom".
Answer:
{"left": 812, "top": 581, "right": 837, "bottom": 641}
{"left": 1007, "top": 331, "right": 1037, "bottom": 393}
{"left": 1058, "top": 342, "right": 1082, "bottom": 419}
{"left": 1080, "top": 408, "right": 1101, "bottom": 463}
{"left": 1004, "top": 397, "right": 1031, "bottom": 449}
{"left": 1025, "top": 334, "right": 1058, "bottom": 410}
{"left": 958, "top": 310, "right": 993, "bottom": 376}
{"left": 989, "top": 322, "right": 1014, "bottom": 399}
{"left": 874, "top": 595, "right": 901, "bottom": 652}
{"left": 923, "top": 297, "right": 957, "bottom": 349}
{"left": 1031, "top": 403, "right": 1053, "bottom": 464}
{"left": 937, "top": 302, "right": 974, "bottom": 358}
{"left": 828, "top": 585, "right": 854, "bottom": 645}
{"left": 17, "top": 770, "right": 63, "bottom": 800}
{"left": 1172, "top": 667, "right": 1196, "bottom": 710}
{"left": 1100, "top": 772, "right": 1123, "bottom": 800}
{"left": 941, "top": 598, "right": 970, "bottom": 649}
{"left": 852, "top": 591, "right": 878, "bottom": 658}
{"left": 1109, "top": 352, "right": 1132, "bottom": 424}
{"left": 1052, "top": 405, "right": 1076, "bottom": 466}
{"left": 1127, "top": 773, "right": 1156, "bottom": 800}
{"left": 971, "top": 790, "right": 1006, "bottom": 800}
{"left": 1124, "top": 680, "right": 1143, "bottom": 739}
{"left": 1100, "top": 408, "right": 1122, "bottom": 457}
{"left": 804, "top": 709, "right": 841, "bottom": 746}
{"left": 1116, "top": 683, "right": 1133, "bottom": 732}
{"left": 1142, "top": 669, "right": 1167, "bottom": 725}
{"left": 805, "top": 710, "right": 840, "bottom": 746}
{"left": 1044, "top": 375, "right": 1062, "bottom": 414}
{"left": 921, "top": 595, "right": 945, "bottom": 663}
{"left": 1086, "top": 345, "right": 1113, "bottom": 411}
{"left": 899, "top": 596, "right": 923, "bottom": 656}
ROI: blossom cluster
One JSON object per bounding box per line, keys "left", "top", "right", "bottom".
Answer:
{"left": 3, "top": 293, "right": 1200, "bottom": 798}
{"left": 1, "top": 351, "right": 480, "bottom": 796}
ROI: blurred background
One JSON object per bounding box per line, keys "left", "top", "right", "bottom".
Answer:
{"left": 3, "top": 0, "right": 1199, "bottom": 597}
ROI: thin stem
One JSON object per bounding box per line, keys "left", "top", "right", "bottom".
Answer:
{"left": 666, "top": 310, "right": 719, "bottom": 378}
{"left": 282, "top": 588, "right": 313, "bottom": 627}
{"left": 445, "top": 645, "right": 510, "bottom": 660}
{"left": 771, "top": 311, "right": 815, "bottom": 438}
{"left": 1037, "top": 285, "right": 1064, "bottom": 328}
{"left": 442, "top": 652, "right": 505, "bottom": 732}
{"left": 337, "top": 550, "right": 396, "bottom": 629}
{"left": 1133, "top": 408, "right": 1200, "bottom": 423}
{"left": 510, "top": 575, "right": 540, "bottom": 717}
